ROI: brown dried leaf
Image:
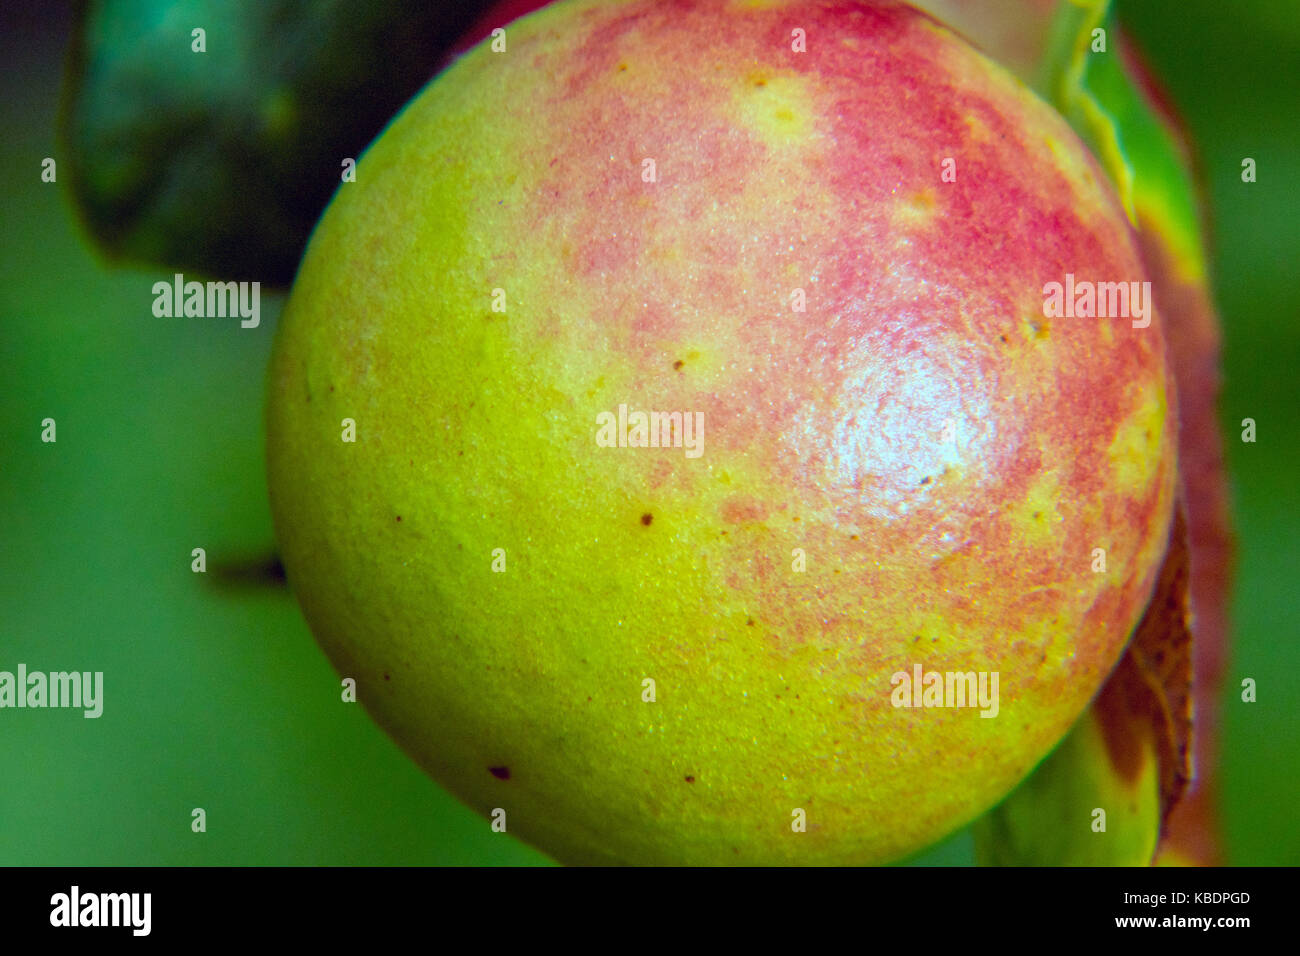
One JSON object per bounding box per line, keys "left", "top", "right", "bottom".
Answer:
{"left": 1094, "top": 502, "right": 1194, "bottom": 849}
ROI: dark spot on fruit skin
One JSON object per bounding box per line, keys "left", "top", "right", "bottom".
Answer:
{"left": 641, "top": 513, "right": 653, "bottom": 526}
{"left": 395, "top": 515, "right": 402, "bottom": 522}
{"left": 999, "top": 335, "right": 1008, "bottom": 343}
{"left": 383, "top": 673, "right": 390, "bottom": 681}
{"left": 919, "top": 476, "right": 931, "bottom": 485}
{"left": 489, "top": 766, "right": 510, "bottom": 780}
{"left": 746, "top": 618, "right": 755, "bottom": 626}
{"left": 329, "top": 385, "right": 335, "bottom": 392}
{"left": 673, "top": 359, "right": 684, "bottom": 370}
{"left": 685, "top": 776, "right": 695, "bottom": 783}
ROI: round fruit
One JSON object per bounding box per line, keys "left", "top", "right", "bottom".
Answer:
{"left": 266, "top": 0, "right": 1176, "bottom": 864}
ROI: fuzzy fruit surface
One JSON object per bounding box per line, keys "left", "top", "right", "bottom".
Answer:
{"left": 267, "top": 0, "right": 1176, "bottom": 865}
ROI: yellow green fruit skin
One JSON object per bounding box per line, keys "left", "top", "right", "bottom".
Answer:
{"left": 266, "top": 0, "right": 1176, "bottom": 865}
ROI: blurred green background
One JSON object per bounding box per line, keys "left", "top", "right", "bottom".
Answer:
{"left": 1, "top": 0, "right": 1295, "bottom": 865}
